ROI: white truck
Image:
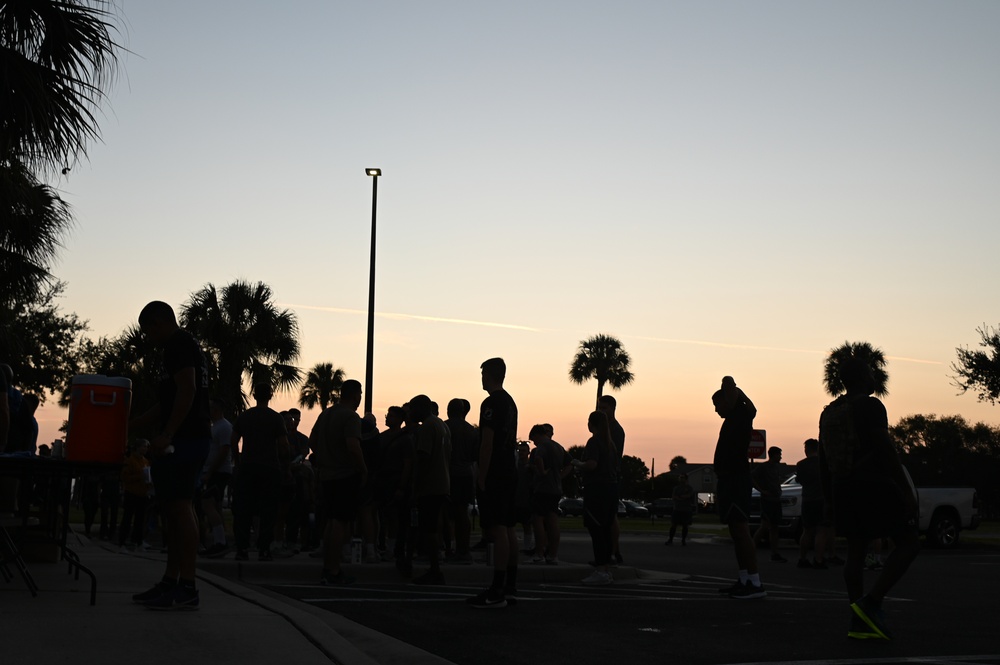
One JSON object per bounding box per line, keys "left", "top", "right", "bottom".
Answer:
{"left": 750, "top": 471, "right": 981, "bottom": 548}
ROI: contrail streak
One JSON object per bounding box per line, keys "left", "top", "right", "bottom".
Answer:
{"left": 280, "top": 303, "right": 541, "bottom": 332}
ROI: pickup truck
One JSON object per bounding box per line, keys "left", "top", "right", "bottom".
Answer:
{"left": 749, "top": 471, "right": 980, "bottom": 548}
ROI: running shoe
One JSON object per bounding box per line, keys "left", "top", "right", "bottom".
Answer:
{"left": 850, "top": 596, "right": 893, "bottom": 640}
{"left": 234, "top": 550, "right": 249, "bottom": 561}
{"left": 320, "top": 570, "right": 356, "bottom": 586}
{"left": 466, "top": 587, "right": 507, "bottom": 609}
{"left": 717, "top": 579, "right": 743, "bottom": 594}
{"left": 258, "top": 549, "right": 273, "bottom": 562}
{"left": 144, "top": 585, "right": 200, "bottom": 611}
{"left": 847, "top": 613, "right": 884, "bottom": 640}
{"left": 132, "top": 581, "right": 173, "bottom": 604}
{"left": 582, "top": 570, "right": 613, "bottom": 586}
{"left": 770, "top": 553, "right": 788, "bottom": 563}
{"left": 729, "top": 581, "right": 767, "bottom": 599}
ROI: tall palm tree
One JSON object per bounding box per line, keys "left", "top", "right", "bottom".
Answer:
{"left": 180, "top": 280, "right": 301, "bottom": 414}
{"left": 1, "top": 0, "right": 123, "bottom": 172}
{"left": 569, "top": 333, "right": 635, "bottom": 407}
{"left": 823, "top": 341, "right": 889, "bottom": 397}
{"left": 298, "top": 363, "right": 347, "bottom": 411}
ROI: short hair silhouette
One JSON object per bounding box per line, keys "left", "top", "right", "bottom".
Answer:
{"left": 138, "top": 301, "right": 176, "bottom": 325}
{"left": 480, "top": 357, "right": 506, "bottom": 382}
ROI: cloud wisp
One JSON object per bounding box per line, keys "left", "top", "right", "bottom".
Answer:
{"left": 281, "top": 303, "right": 541, "bottom": 332}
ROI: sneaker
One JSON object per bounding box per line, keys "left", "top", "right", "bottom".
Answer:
{"left": 848, "top": 613, "right": 885, "bottom": 640}
{"left": 581, "top": 570, "right": 613, "bottom": 586}
{"left": 770, "top": 553, "right": 788, "bottom": 563}
{"left": 132, "top": 581, "right": 173, "bottom": 604}
{"left": 730, "top": 581, "right": 767, "bottom": 599}
{"left": 812, "top": 559, "right": 829, "bottom": 570}
{"left": 545, "top": 557, "right": 559, "bottom": 565}
{"left": 201, "top": 543, "right": 230, "bottom": 559}
{"left": 118, "top": 545, "right": 131, "bottom": 555}
{"left": 850, "top": 596, "right": 893, "bottom": 640}
{"left": 145, "top": 585, "right": 200, "bottom": 611}
{"left": 320, "top": 570, "right": 356, "bottom": 586}
{"left": 717, "top": 579, "right": 743, "bottom": 594}
{"left": 258, "top": 549, "right": 274, "bottom": 562}
{"left": 448, "top": 552, "right": 474, "bottom": 565}
{"left": 466, "top": 587, "right": 507, "bottom": 609}
{"left": 530, "top": 555, "right": 545, "bottom": 564}
{"left": 234, "top": 550, "right": 249, "bottom": 561}
{"left": 797, "top": 557, "right": 813, "bottom": 568}
{"left": 413, "top": 570, "right": 446, "bottom": 586}
{"left": 614, "top": 552, "right": 624, "bottom": 565}
{"left": 827, "top": 555, "right": 845, "bottom": 566}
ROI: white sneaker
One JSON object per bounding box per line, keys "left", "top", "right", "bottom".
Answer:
{"left": 582, "top": 570, "right": 613, "bottom": 586}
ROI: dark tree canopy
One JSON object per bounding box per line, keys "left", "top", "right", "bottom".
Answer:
{"left": 298, "top": 363, "right": 346, "bottom": 411}
{"left": 619, "top": 454, "right": 650, "bottom": 499}
{"left": 952, "top": 325, "right": 1000, "bottom": 405}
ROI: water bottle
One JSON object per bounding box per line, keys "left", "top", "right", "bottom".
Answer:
{"left": 351, "top": 537, "right": 362, "bottom": 564}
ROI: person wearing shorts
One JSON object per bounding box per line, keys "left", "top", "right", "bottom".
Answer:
{"left": 467, "top": 357, "right": 518, "bottom": 609}
{"left": 712, "top": 378, "right": 765, "bottom": 599}
{"left": 130, "top": 301, "right": 211, "bottom": 610}
{"left": 309, "top": 379, "right": 367, "bottom": 585}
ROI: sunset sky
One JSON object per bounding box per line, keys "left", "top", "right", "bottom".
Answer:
{"left": 34, "top": 1, "right": 1000, "bottom": 472}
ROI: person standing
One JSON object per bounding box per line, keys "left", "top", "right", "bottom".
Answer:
{"left": 119, "top": 439, "right": 152, "bottom": 552}
{"left": 309, "top": 379, "right": 367, "bottom": 585}
{"left": 667, "top": 473, "right": 696, "bottom": 546}
{"left": 444, "top": 398, "right": 477, "bottom": 564}
{"left": 467, "top": 357, "right": 518, "bottom": 608}
{"left": 231, "top": 382, "right": 289, "bottom": 562}
{"left": 819, "top": 357, "right": 919, "bottom": 640}
{"left": 130, "top": 301, "right": 212, "bottom": 610}
{"left": 528, "top": 423, "right": 569, "bottom": 564}
{"left": 712, "top": 380, "right": 766, "bottom": 599}
{"left": 575, "top": 410, "right": 619, "bottom": 585}
{"left": 752, "top": 446, "right": 787, "bottom": 563}
{"left": 598, "top": 394, "right": 626, "bottom": 564}
{"left": 410, "top": 394, "right": 451, "bottom": 585}
{"left": 199, "top": 398, "right": 233, "bottom": 558}
{"left": 795, "top": 438, "right": 830, "bottom": 568}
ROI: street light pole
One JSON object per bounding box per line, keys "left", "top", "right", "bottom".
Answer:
{"left": 364, "top": 168, "right": 381, "bottom": 415}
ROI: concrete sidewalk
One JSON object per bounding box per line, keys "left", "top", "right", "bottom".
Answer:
{"left": 3, "top": 530, "right": 681, "bottom": 665}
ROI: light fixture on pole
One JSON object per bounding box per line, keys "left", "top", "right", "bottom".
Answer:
{"left": 364, "top": 168, "right": 381, "bottom": 415}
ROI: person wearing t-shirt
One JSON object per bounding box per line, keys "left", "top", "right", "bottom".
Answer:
{"left": 410, "top": 394, "right": 451, "bottom": 586}
{"left": 575, "top": 410, "right": 619, "bottom": 586}
{"left": 130, "top": 301, "right": 212, "bottom": 610}
{"left": 528, "top": 423, "right": 570, "bottom": 564}
{"left": 819, "top": 357, "right": 919, "bottom": 640}
{"left": 467, "top": 357, "right": 518, "bottom": 609}
{"left": 598, "top": 394, "right": 626, "bottom": 564}
{"left": 231, "top": 382, "right": 288, "bottom": 562}
{"left": 309, "top": 379, "right": 367, "bottom": 585}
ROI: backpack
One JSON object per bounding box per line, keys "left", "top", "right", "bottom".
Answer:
{"left": 818, "top": 395, "right": 862, "bottom": 475}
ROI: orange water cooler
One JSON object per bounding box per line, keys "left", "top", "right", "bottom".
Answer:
{"left": 65, "top": 374, "right": 132, "bottom": 463}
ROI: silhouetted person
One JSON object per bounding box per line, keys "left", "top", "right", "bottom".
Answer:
{"left": 597, "top": 394, "right": 626, "bottom": 564}
{"left": 309, "top": 379, "right": 367, "bottom": 585}
{"left": 575, "top": 410, "right": 619, "bottom": 585}
{"left": 752, "top": 446, "right": 786, "bottom": 562}
{"left": 467, "top": 357, "right": 518, "bottom": 608}
{"left": 130, "top": 300, "right": 212, "bottom": 610}
{"left": 410, "top": 394, "right": 451, "bottom": 585}
{"left": 528, "top": 423, "right": 570, "bottom": 564}
{"left": 795, "top": 438, "right": 831, "bottom": 568}
{"left": 445, "top": 398, "right": 477, "bottom": 563}
{"left": 712, "top": 382, "right": 766, "bottom": 599}
{"left": 231, "top": 382, "right": 288, "bottom": 562}
{"left": 667, "top": 473, "right": 696, "bottom": 546}
{"left": 819, "top": 357, "right": 919, "bottom": 640}
{"left": 200, "top": 398, "right": 233, "bottom": 558}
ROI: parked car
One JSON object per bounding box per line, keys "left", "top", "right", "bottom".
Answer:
{"left": 622, "top": 500, "right": 650, "bottom": 518}
{"left": 617, "top": 500, "right": 627, "bottom": 517}
{"left": 559, "top": 497, "right": 585, "bottom": 517}
{"left": 750, "top": 470, "right": 981, "bottom": 548}
{"left": 644, "top": 497, "right": 674, "bottom": 517}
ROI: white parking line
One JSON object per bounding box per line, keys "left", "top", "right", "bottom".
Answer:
{"left": 724, "top": 656, "right": 1000, "bottom": 665}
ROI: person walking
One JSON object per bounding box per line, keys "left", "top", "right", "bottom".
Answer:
{"left": 667, "top": 473, "right": 696, "bottom": 546}
{"left": 819, "top": 357, "right": 920, "bottom": 640}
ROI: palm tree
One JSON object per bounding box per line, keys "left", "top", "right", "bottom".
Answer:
{"left": 180, "top": 280, "right": 301, "bottom": 414}
{"left": 823, "top": 341, "right": 889, "bottom": 397}
{"left": 0, "top": 161, "right": 74, "bottom": 306}
{"left": 1, "top": 0, "right": 123, "bottom": 172}
{"left": 298, "top": 363, "right": 347, "bottom": 411}
{"left": 569, "top": 333, "right": 635, "bottom": 407}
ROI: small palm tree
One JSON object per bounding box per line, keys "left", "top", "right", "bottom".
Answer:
{"left": 569, "top": 333, "right": 635, "bottom": 407}
{"left": 298, "top": 363, "right": 346, "bottom": 411}
{"left": 181, "top": 280, "right": 301, "bottom": 414}
{"left": 823, "top": 341, "right": 889, "bottom": 397}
